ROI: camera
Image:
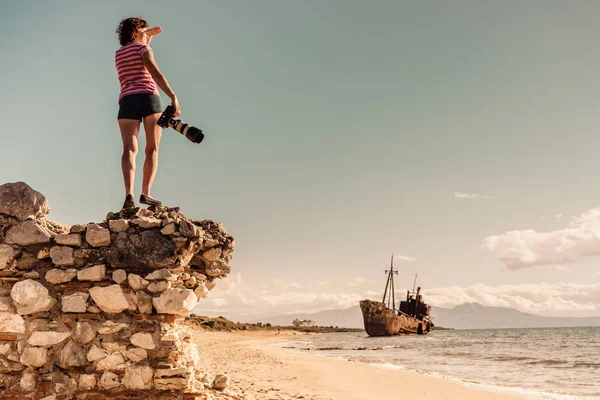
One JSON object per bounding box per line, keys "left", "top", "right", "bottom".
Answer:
{"left": 157, "top": 105, "right": 204, "bottom": 144}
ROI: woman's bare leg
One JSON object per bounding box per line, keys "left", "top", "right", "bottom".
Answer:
{"left": 118, "top": 119, "right": 141, "bottom": 196}
{"left": 141, "top": 113, "right": 163, "bottom": 196}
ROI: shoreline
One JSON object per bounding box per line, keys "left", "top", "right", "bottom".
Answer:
{"left": 191, "top": 329, "right": 524, "bottom": 400}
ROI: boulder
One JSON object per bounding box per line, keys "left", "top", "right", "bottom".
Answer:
{"left": 27, "top": 331, "right": 71, "bottom": 347}
{"left": 0, "top": 182, "right": 49, "bottom": 221}
{"left": 78, "top": 374, "right": 96, "bottom": 390}
{"left": 130, "top": 332, "right": 156, "bottom": 350}
{"left": 86, "top": 224, "right": 111, "bottom": 247}
{"left": 145, "top": 268, "right": 176, "bottom": 281}
{"left": 77, "top": 264, "right": 106, "bottom": 281}
{"left": 131, "top": 217, "right": 162, "bottom": 229}
{"left": 61, "top": 292, "right": 88, "bottom": 313}
{"left": 56, "top": 340, "right": 87, "bottom": 368}
{"left": 122, "top": 365, "right": 153, "bottom": 389}
{"left": 125, "top": 348, "right": 148, "bottom": 362}
{"left": 11, "top": 279, "right": 56, "bottom": 315}
{"left": 107, "top": 230, "right": 177, "bottom": 269}
{"left": 49, "top": 246, "right": 74, "bottom": 266}
{"left": 87, "top": 345, "right": 107, "bottom": 362}
{"left": 54, "top": 233, "right": 82, "bottom": 247}
{"left": 98, "top": 371, "right": 120, "bottom": 390}
{"left": 95, "top": 352, "right": 126, "bottom": 371}
{"left": 5, "top": 220, "right": 51, "bottom": 246}
{"left": 147, "top": 281, "right": 171, "bottom": 294}
{"left": 0, "top": 312, "right": 26, "bottom": 333}
{"left": 20, "top": 347, "right": 47, "bottom": 367}
{"left": 213, "top": 373, "right": 230, "bottom": 391}
{"left": 45, "top": 268, "right": 77, "bottom": 284}
{"left": 112, "top": 269, "right": 127, "bottom": 284}
{"left": 88, "top": 285, "right": 129, "bottom": 313}
{"left": 73, "top": 321, "right": 96, "bottom": 344}
{"left": 152, "top": 288, "right": 197, "bottom": 316}
{"left": 128, "top": 273, "right": 149, "bottom": 291}
{"left": 108, "top": 219, "right": 129, "bottom": 233}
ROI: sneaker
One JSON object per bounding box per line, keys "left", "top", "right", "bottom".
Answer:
{"left": 122, "top": 194, "right": 135, "bottom": 209}
{"left": 140, "top": 194, "right": 162, "bottom": 206}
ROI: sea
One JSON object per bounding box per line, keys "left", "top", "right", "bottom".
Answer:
{"left": 275, "top": 327, "right": 600, "bottom": 399}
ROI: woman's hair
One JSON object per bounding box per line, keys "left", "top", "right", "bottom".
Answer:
{"left": 116, "top": 17, "right": 148, "bottom": 46}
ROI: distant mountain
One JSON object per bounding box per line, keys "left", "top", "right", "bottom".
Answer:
{"left": 247, "top": 303, "right": 600, "bottom": 330}
{"left": 432, "top": 303, "right": 600, "bottom": 330}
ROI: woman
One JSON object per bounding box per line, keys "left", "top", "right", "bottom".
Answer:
{"left": 115, "top": 17, "right": 181, "bottom": 209}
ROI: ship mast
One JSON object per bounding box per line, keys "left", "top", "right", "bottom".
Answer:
{"left": 382, "top": 254, "right": 398, "bottom": 311}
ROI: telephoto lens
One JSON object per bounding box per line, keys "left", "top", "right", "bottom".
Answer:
{"left": 157, "top": 106, "right": 205, "bottom": 144}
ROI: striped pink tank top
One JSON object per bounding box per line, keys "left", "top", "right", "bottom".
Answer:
{"left": 115, "top": 43, "right": 160, "bottom": 103}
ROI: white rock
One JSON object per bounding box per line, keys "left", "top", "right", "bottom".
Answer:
{"left": 54, "top": 233, "right": 82, "bottom": 246}
{"left": 78, "top": 374, "right": 97, "bottom": 390}
{"left": 77, "top": 264, "right": 106, "bottom": 281}
{"left": 131, "top": 217, "right": 162, "bottom": 229}
{"left": 202, "top": 247, "right": 222, "bottom": 262}
{"left": 153, "top": 288, "right": 197, "bottom": 316}
{"left": 126, "top": 348, "right": 148, "bottom": 362}
{"left": 98, "top": 371, "right": 120, "bottom": 390}
{"left": 20, "top": 347, "right": 47, "bottom": 367}
{"left": 28, "top": 331, "right": 71, "bottom": 347}
{"left": 4, "top": 220, "right": 51, "bottom": 246}
{"left": 145, "top": 269, "right": 176, "bottom": 281}
{"left": 0, "top": 244, "right": 19, "bottom": 269}
{"left": 147, "top": 280, "right": 171, "bottom": 294}
{"left": 128, "top": 273, "right": 149, "bottom": 291}
{"left": 88, "top": 285, "right": 129, "bottom": 313}
{"left": 112, "top": 269, "right": 127, "bottom": 284}
{"left": 61, "top": 292, "right": 88, "bottom": 313}
{"left": 87, "top": 345, "right": 107, "bottom": 362}
{"left": 86, "top": 224, "right": 111, "bottom": 247}
{"left": 122, "top": 365, "right": 153, "bottom": 389}
{"left": 98, "top": 321, "right": 129, "bottom": 335}
{"left": 130, "top": 332, "right": 156, "bottom": 350}
{"left": 45, "top": 268, "right": 77, "bottom": 284}
{"left": 95, "top": 352, "right": 126, "bottom": 371}
{"left": 109, "top": 219, "right": 129, "bottom": 233}
{"left": 11, "top": 279, "right": 56, "bottom": 315}
{"left": 160, "top": 223, "right": 176, "bottom": 235}
{"left": 0, "top": 312, "right": 25, "bottom": 333}
{"left": 49, "top": 246, "right": 74, "bottom": 266}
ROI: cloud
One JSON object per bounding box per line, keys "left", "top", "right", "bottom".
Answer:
{"left": 426, "top": 283, "right": 600, "bottom": 316}
{"left": 454, "top": 192, "right": 494, "bottom": 200}
{"left": 483, "top": 207, "right": 600, "bottom": 269}
{"left": 193, "top": 274, "right": 600, "bottom": 319}
{"left": 395, "top": 255, "right": 417, "bottom": 262}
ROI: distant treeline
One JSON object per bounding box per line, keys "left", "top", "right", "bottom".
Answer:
{"left": 187, "top": 315, "right": 363, "bottom": 333}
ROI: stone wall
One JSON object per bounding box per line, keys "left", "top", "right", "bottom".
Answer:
{"left": 0, "top": 182, "right": 235, "bottom": 399}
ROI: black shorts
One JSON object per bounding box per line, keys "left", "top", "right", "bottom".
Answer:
{"left": 117, "top": 93, "right": 162, "bottom": 121}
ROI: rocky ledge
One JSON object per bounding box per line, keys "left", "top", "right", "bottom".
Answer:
{"left": 0, "top": 182, "right": 235, "bottom": 399}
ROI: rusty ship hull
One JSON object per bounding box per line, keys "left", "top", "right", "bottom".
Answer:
{"left": 360, "top": 299, "right": 432, "bottom": 336}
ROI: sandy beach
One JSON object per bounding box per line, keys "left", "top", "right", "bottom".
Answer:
{"left": 191, "top": 329, "right": 523, "bottom": 400}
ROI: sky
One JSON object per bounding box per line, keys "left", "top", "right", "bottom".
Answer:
{"left": 2, "top": 1, "right": 600, "bottom": 319}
